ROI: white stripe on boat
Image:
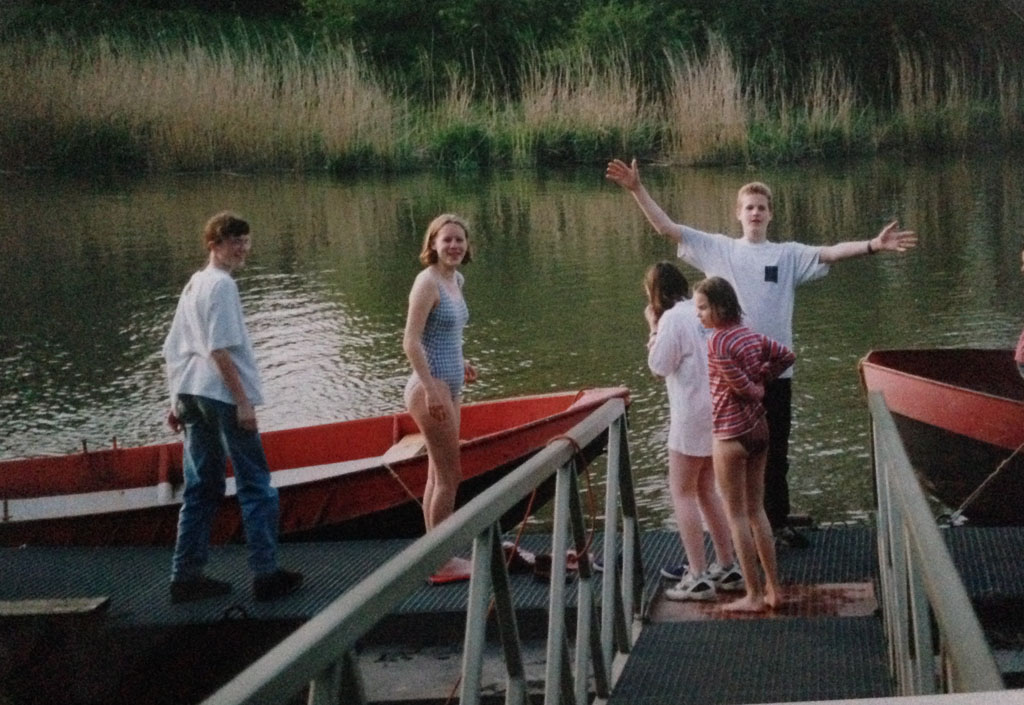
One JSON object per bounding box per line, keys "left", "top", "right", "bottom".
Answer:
{"left": 2, "top": 455, "right": 387, "bottom": 523}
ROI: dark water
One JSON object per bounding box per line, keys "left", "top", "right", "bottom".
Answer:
{"left": 2, "top": 154, "right": 1023, "bottom": 529}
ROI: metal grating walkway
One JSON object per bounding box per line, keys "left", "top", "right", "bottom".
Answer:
{"left": 0, "top": 527, "right": 876, "bottom": 626}
{"left": 610, "top": 616, "right": 890, "bottom": 705}
{"left": 945, "top": 526, "right": 1024, "bottom": 601}
{"left": 609, "top": 525, "right": 891, "bottom": 704}
{"left": 4, "top": 525, "right": 1022, "bottom": 704}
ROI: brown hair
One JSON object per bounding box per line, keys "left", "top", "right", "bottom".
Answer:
{"left": 419, "top": 213, "right": 472, "bottom": 266}
{"left": 644, "top": 261, "right": 689, "bottom": 321}
{"left": 694, "top": 276, "right": 743, "bottom": 327}
{"left": 203, "top": 211, "right": 250, "bottom": 250}
{"left": 736, "top": 182, "right": 773, "bottom": 212}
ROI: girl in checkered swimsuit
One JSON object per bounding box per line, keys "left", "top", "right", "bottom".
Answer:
{"left": 403, "top": 214, "right": 478, "bottom": 584}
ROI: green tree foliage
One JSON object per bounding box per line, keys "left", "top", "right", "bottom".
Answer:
{"left": 683, "top": 0, "right": 1023, "bottom": 106}
{"left": 9, "top": 0, "right": 1022, "bottom": 104}
{"left": 295, "top": 0, "right": 1024, "bottom": 106}
{"left": 568, "top": 1, "right": 702, "bottom": 80}
{"left": 300, "top": 0, "right": 587, "bottom": 96}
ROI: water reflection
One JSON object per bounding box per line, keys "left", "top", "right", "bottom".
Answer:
{"left": 2, "top": 154, "right": 1023, "bottom": 528}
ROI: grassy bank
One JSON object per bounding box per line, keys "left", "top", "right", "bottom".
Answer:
{"left": 2, "top": 31, "right": 1023, "bottom": 174}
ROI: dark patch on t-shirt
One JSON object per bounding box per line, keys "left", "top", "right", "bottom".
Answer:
{"left": 764, "top": 265, "right": 778, "bottom": 283}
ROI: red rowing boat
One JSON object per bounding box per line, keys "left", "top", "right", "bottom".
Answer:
{"left": 0, "top": 387, "right": 630, "bottom": 546}
{"left": 859, "top": 348, "right": 1024, "bottom": 525}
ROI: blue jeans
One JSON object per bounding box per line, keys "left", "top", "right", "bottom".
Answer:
{"left": 170, "top": 394, "right": 280, "bottom": 580}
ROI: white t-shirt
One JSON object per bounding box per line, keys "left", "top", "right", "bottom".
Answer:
{"left": 647, "top": 298, "right": 713, "bottom": 456}
{"left": 162, "top": 265, "right": 264, "bottom": 406}
{"left": 677, "top": 225, "right": 829, "bottom": 379}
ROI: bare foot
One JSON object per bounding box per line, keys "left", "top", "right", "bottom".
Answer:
{"left": 766, "top": 584, "right": 784, "bottom": 610}
{"left": 721, "top": 594, "right": 768, "bottom": 613}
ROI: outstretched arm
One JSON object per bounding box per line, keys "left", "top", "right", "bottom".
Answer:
{"left": 605, "top": 158, "right": 682, "bottom": 243}
{"left": 818, "top": 220, "right": 918, "bottom": 264}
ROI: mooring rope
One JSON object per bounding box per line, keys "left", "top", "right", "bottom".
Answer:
{"left": 951, "top": 437, "right": 1024, "bottom": 523}
{"left": 382, "top": 461, "right": 424, "bottom": 509}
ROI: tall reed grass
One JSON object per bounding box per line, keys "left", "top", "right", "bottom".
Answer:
{"left": 663, "top": 36, "right": 748, "bottom": 165}
{"left": 745, "top": 59, "right": 867, "bottom": 163}
{"left": 0, "top": 34, "right": 403, "bottom": 171}
{"left": 1, "top": 31, "right": 1022, "bottom": 173}
{"left": 516, "top": 47, "right": 655, "bottom": 166}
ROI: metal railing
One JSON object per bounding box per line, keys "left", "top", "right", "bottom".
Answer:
{"left": 201, "top": 396, "right": 642, "bottom": 705}
{"left": 868, "top": 391, "right": 1004, "bottom": 695}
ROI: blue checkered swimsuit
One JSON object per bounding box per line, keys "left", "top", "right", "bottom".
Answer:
{"left": 409, "top": 271, "right": 469, "bottom": 399}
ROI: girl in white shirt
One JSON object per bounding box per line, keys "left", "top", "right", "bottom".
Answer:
{"left": 644, "top": 262, "right": 741, "bottom": 602}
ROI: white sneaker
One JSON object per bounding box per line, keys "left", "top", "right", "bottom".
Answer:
{"left": 664, "top": 572, "right": 716, "bottom": 602}
{"left": 709, "top": 562, "right": 745, "bottom": 592}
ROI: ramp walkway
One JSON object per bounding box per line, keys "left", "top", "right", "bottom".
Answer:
{"left": 610, "top": 524, "right": 890, "bottom": 705}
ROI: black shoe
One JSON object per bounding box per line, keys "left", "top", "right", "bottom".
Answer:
{"left": 253, "top": 569, "right": 304, "bottom": 601}
{"left": 170, "top": 576, "right": 233, "bottom": 604}
{"left": 774, "top": 524, "right": 810, "bottom": 549}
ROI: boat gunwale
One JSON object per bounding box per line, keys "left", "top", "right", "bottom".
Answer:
{"left": 0, "top": 387, "right": 630, "bottom": 525}
{"left": 860, "top": 349, "right": 1024, "bottom": 451}
{"left": 860, "top": 348, "right": 1024, "bottom": 406}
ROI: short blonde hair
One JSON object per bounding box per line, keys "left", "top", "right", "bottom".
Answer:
{"left": 419, "top": 213, "right": 473, "bottom": 266}
{"left": 736, "top": 182, "right": 773, "bottom": 212}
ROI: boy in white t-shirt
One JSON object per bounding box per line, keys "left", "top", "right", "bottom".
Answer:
{"left": 163, "top": 212, "right": 303, "bottom": 603}
{"left": 606, "top": 158, "right": 917, "bottom": 546}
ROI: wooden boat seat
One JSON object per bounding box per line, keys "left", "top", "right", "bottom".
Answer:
{"left": 381, "top": 433, "right": 427, "bottom": 465}
{"left": 0, "top": 597, "right": 109, "bottom": 617}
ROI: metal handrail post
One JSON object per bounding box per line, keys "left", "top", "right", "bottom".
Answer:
{"left": 566, "top": 464, "right": 599, "bottom": 705}
{"left": 306, "top": 649, "right": 363, "bottom": 705}
{"left": 873, "top": 401, "right": 920, "bottom": 694}
{"left": 485, "top": 527, "right": 529, "bottom": 705}
{"left": 868, "top": 392, "right": 1003, "bottom": 695}
{"left": 613, "top": 415, "right": 641, "bottom": 632}
{"left": 305, "top": 657, "right": 342, "bottom": 705}
{"left": 544, "top": 460, "right": 573, "bottom": 705}
{"left": 908, "top": 537, "right": 936, "bottom": 694}
{"left": 871, "top": 416, "right": 894, "bottom": 674}
{"left": 891, "top": 488, "right": 910, "bottom": 693}
{"left": 461, "top": 524, "right": 498, "bottom": 705}
{"left": 600, "top": 420, "right": 621, "bottom": 670}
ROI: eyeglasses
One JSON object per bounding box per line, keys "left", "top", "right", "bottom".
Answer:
{"left": 222, "top": 235, "right": 251, "bottom": 247}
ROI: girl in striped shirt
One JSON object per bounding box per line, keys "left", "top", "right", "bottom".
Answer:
{"left": 693, "top": 276, "right": 795, "bottom": 612}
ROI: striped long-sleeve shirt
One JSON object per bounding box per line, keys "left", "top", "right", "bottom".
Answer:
{"left": 707, "top": 324, "right": 795, "bottom": 439}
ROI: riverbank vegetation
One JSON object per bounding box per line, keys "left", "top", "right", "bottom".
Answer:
{"left": 2, "top": 0, "right": 1023, "bottom": 173}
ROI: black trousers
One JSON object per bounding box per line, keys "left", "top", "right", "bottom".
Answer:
{"left": 763, "top": 378, "right": 792, "bottom": 529}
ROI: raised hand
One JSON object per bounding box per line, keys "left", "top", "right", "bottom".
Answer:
{"left": 876, "top": 220, "right": 918, "bottom": 252}
{"left": 605, "top": 158, "right": 640, "bottom": 191}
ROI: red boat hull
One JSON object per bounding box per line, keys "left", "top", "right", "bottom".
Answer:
{"left": 1, "top": 387, "right": 629, "bottom": 546}
{"left": 859, "top": 349, "right": 1024, "bottom": 525}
